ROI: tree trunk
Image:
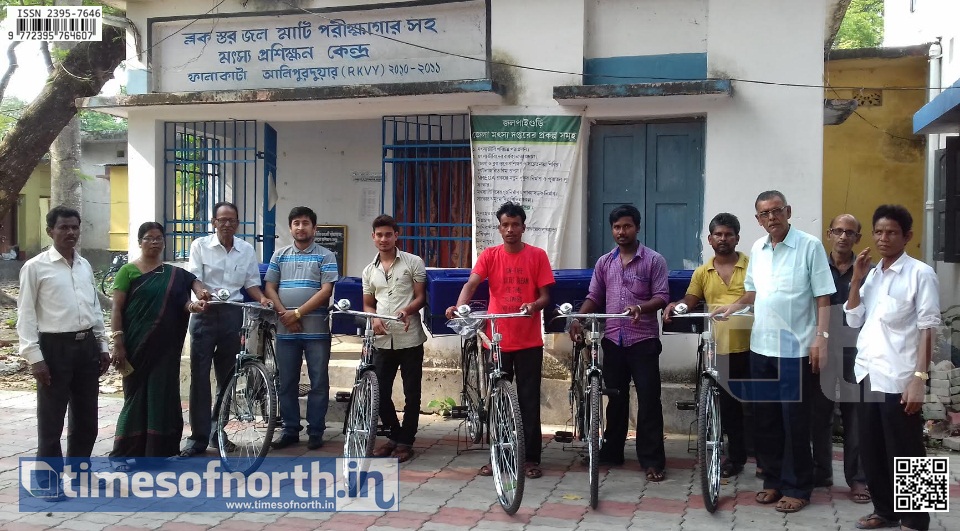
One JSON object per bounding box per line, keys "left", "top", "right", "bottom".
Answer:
{"left": 49, "top": 0, "right": 83, "bottom": 214}
{"left": 0, "top": 41, "right": 23, "bottom": 101}
{"left": 0, "top": 25, "right": 125, "bottom": 220}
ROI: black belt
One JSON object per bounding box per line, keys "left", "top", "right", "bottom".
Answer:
{"left": 40, "top": 329, "right": 94, "bottom": 341}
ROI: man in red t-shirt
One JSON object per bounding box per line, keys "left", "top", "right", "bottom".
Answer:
{"left": 446, "top": 201, "right": 555, "bottom": 478}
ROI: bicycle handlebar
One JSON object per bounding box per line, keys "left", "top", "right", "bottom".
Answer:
{"left": 331, "top": 308, "right": 401, "bottom": 321}
{"left": 450, "top": 311, "right": 531, "bottom": 321}
{"left": 551, "top": 310, "right": 631, "bottom": 322}
{"left": 207, "top": 299, "right": 275, "bottom": 311}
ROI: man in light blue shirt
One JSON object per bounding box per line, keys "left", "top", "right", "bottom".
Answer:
{"left": 716, "top": 190, "right": 835, "bottom": 514}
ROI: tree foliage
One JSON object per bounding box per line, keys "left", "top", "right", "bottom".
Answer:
{"left": 834, "top": 0, "right": 884, "bottom": 49}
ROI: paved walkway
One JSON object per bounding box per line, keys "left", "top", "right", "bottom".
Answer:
{"left": 0, "top": 389, "right": 958, "bottom": 530}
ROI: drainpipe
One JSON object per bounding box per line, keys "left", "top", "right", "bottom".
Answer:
{"left": 924, "top": 39, "right": 942, "bottom": 265}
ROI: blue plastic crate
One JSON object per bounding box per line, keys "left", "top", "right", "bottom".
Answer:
{"left": 424, "top": 269, "right": 488, "bottom": 336}
{"left": 331, "top": 276, "right": 363, "bottom": 335}
{"left": 668, "top": 269, "right": 695, "bottom": 303}
{"left": 543, "top": 268, "right": 594, "bottom": 333}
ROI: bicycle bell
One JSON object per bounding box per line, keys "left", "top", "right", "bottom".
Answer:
{"left": 215, "top": 288, "right": 230, "bottom": 301}
{"left": 456, "top": 304, "right": 472, "bottom": 317}
{"left": 558, "top": 303, "right": 573, "bottom": 315}
{"left": 336, "top": 299, "right": 351, "bottom": 311}
{"left": 674, "top": 303, "right": 688, "bottom": 315}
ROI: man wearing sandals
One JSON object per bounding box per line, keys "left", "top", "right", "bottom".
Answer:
{"left": 445, "top": 201, "right": 554, "bottom": 479}
{"left": 810, "top": 214, "right": 870, "bottom": 503}
{"left": 715, "top": 191, "right": 835, "bottom": 513}
{"left": 569, "top": 204, "right": 670, "bottom": 483}
{"left": 664, "top": 213, "right": 752, "bottom": 480}
{"left": 363, "top": 215, "right": 427, "bottom": 463}
{"left": 845, "top": 205, "right": 939, "bottom": 531}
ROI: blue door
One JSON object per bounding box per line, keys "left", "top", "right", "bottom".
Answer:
{"left": 261, "top": 123, "right": 278, "bottom": 261}
{"left": 587, "top": 121, "right": 704, "bottom": 269}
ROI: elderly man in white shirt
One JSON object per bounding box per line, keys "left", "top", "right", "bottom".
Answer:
{"left": 844, "top": 205, "right": 939, "bottom": 531}
{"left": 17, "top": 206, "right": 110, "bottom": 497}
{"left": 180, "top": 201, "right": 270, "bottom": 457}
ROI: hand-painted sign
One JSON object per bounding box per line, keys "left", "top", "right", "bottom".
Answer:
{"left": 150, "top": 0, "right": 488, "bottom": 92}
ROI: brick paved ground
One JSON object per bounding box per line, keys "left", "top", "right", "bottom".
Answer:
{"left": 1, "top": 389, "right": 957, "bottom": 530}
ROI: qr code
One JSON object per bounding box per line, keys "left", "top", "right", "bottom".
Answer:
{"left": 894, "top": 457, "right": 950, "bottom": 512}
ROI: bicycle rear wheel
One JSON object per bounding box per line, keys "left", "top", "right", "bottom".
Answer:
{"left": 697, "top": 377, "right": 722, "bottom": 513}
{"left": 343, "top": 369, "right": 380, "bottom": 460}
{"left": 260, "top": 325, "right": 280, "bottom": 429}
{"left": 462, "top": 337, "right": 484, "bottom": 444}
{"left": 218, "top": 360, "right": 276, "bottom": 475}
{"left": 587, "top": 373, "right": 602, "bottom": 509}
{"left": 489, "top": 379, "right": 525, "bottom": 515}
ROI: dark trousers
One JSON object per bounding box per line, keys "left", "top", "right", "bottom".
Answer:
{"left": 186, "top": 306, "right": 242, "bottom": 450}
{"left": 858, "top": 377, "right": 929, "bottom": 531}
{"left": 750, "top": 352, "right": 814, "bottom": 500}
{"left": 499, "top": 346, "right": 543, "bottom": 464}
{"left": 36, "top": 331, "right": 101, "bottom": 474}
{"left": 810, "top": 347, "right": 866, "bottom": 487}
{"left": 374, "top": 345, "right": 424, "bottom": 446}
{"left": 600, "top": 337, "right": 665, "bottom": 471}
{"left": 717, "top": 350, "right": 750, "bottom": 467}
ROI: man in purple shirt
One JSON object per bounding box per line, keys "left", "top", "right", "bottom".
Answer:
{"left": 569, "top": 204, "right": 670, "bottom": 481}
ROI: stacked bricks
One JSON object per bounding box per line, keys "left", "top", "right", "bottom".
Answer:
{"left": 928, "top": 361, "right": 960, "bottom": 451}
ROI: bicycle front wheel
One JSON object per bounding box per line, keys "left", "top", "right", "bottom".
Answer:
{"left": 218, "top": 360, "right": 276, "bottom": 475}
{"left": 489, "top": 379, "right": 525, "bottom": 515}
{"left": 344, "top": 369, "right": 380, "bottom": 460}
{"left": 697, "top": 377, "right": 723, "bottom": 513}
{"left": 260, "top": 325, "right": 280, "bottom": 430}
{"left": 587, "top": 373, "right": 602, "bottom": 509}
{"left": 462, "top": 337, "right": 484, "bottom": 444}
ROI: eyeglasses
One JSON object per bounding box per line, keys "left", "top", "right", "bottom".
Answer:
{"left": 756, "top": 206, "right": 788, "bottom": 219}
{"left": 215, "top": 218, "right": 239, "bottom": 226}
{"left": 828, "top": 228, "right": 859, "bottom": 238}
{"left": 140, "top": 237, "right": 164, "bottom": 243}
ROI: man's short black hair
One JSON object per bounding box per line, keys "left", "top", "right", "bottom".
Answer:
{"left": 754, "top": 190, "right": 788, "bottom": 210}
{"left": 372, "top": 214, "right": 399, "bottom": 232}
{"left": 496, "top": 201, "right": 526, "bottom": 223}
{"left": 872, "top": 204, "right": 913, "bottom": 233}
{"left": 288, "top": 206, "right": 317, "bottom": 226}
{"left": 608, "top": 204, "right": 641, "bottom": 226}
{"left": 709, "top": 213, "right": 740, "bottom": 235}
{"left": 213, "top": 201, "right": 239, "bottom": 218}
{"left": 46, "top": 205, "right": 80, "bottom": 229}
{"left": 137, "top": 221, "right": 165, "bottom": 240}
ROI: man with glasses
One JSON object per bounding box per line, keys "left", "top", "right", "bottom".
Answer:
{"left": 180, "top": 201, "right": 271, "bottom": 457}
{"left": 715, "top": 190, "right": 835, "bottom": 514}
{"left": 810, "top": 214, "right": 869, "bottom": 503}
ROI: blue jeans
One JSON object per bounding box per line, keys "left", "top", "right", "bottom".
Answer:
{"left": 275, "top": 337, "right": 331, "bottom": 437}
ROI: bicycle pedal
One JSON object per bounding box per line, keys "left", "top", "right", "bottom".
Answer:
{"left": 554, "top": 431, "right": 574, "bottom": 443}
{"left": 376, "top": 426, "right": 391, "bottom": 436}
{"left": 335, "top": 391, "right": 352, "bottom": 403}
{"left": 675, "top": 400, "right": 696, "bottom": 411}
{"left": 602, "top": 388, "right": 621, "bottom": 397}
{"left": 449, "top": 406, "right": 467, "bottom": 419}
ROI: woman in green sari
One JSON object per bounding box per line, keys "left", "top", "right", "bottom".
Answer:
{"left": 109, "top": 222, "right": 207, "bottom": 468}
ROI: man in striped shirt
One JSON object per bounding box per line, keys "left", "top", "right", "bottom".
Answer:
{"left": 264, "top": 206, "right": 340, "bottom": 450}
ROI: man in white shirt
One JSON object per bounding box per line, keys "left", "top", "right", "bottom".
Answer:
{"left": 17, "top": 206, "right": 110, "bottom": 496}
{"left": 845, "top": 205, "right": 939, "bottom": 531}
{"left": 180, "top": 201, "right": 270, "bottom": 457}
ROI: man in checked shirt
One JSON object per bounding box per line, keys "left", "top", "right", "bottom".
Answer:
{"left": 569, "top": 204, "right": 670, "bottom": 482}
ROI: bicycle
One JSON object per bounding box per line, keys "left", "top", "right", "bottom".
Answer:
{"left": 100, "top": 252, "right": 128, "bottom": 295}
{"left": 209, "top": 293, "right": 278, "bottom": 475}
{"left": 552, "top": 303, "right": 632, "bottom": 509}
{"left": 448, "top": 304, "right": 531, "bottom": 515}
{"left": 670, "top": 306, "right": 751, "bottom": 513}
{"left": 329, "top": 299, "right": 401, "bottom": 476}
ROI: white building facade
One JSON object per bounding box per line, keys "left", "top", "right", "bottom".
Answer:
{"left": 88, "top": 0, "right": 847, "bottom": 368}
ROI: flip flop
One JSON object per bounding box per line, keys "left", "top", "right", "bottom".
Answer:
{"left": 755, "top": 489, "right": 782, "bottom": 504}
{"left": 479, "top": 463, "right": 493, "bottom": 476}
{"left": 775, "top": 496, "right": 809, "bottom": 513}
{"left": 391, "top": 446, "right": 415, "bottom": 463}
{"left": 851, "top": 484, "right": 872, "bottom": 504}
{"left": 855, "top": 513, "right": 899, "bottom": 529}
{"left": 645, "top": 468, "right": 665, "bottom": 482}
{"left": 524, "top": 463, "right": 543, "bottom": 479}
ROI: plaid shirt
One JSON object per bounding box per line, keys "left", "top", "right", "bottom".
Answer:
{"left": 585, "top": 244, "right": 670, "bottom": 347}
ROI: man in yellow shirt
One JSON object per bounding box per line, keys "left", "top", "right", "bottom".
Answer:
{"left": 665, "top": 213, "right": 752, "bottom": 478}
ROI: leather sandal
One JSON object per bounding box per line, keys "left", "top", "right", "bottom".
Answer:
{"left": 373, "top": 442, "right": 397, "bottom": 457}
{"left": 391, "top": 446, "right": 415, "bottom": 463}
{"left": 755, "top": 489, "right": 782, "bottom": 504}
{"left": 855, "top": 513, "right": 899, "bottom": 529}
{"left": 479, "top": 463, "right": 493, "bottom": 476}
{"left": 775, "top": 496, "right": 809, "bottom": 513}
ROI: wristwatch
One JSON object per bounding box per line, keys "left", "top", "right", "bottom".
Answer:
{"left": 294, "top": 308, "right": 302, "bottom": 320}
{"left": 914, "top": 371, "right": 929, "bottom": 381}
{"left": 816, "top": 331, "right": 829, "bottom": 339}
